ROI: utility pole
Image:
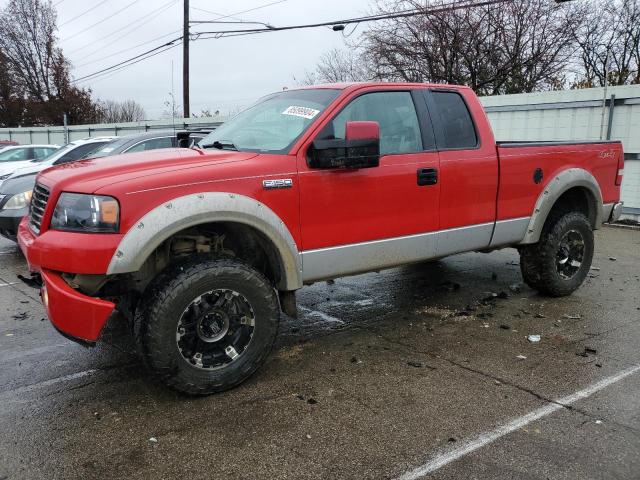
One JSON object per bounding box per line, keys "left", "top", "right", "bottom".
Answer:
{"left": 183, "top": 0, "right": 190, "bottom": 118}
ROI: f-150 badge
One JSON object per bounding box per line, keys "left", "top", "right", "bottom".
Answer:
{"left": 263, "top": 179, "right": 293, "bottom": 189}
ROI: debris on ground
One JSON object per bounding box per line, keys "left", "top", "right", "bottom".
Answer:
{"left": 562, "top": 314, "right": 582, "bottom": 320}
{"left": 350, "top": 356, "right": 362, "bottom": 364}
{"left": 499, "top": 324, "right": 511, "bottom": 330}
{"left": 448, "top": 437, "right": 457, "bottom": 443}
{"left": 609, "top": 257, "right": 617, "bottom": 261}
{"left": 534, "top": 313, "right": 546, "bottom": 319}
{"left": 11, "top": 312, "right": 28, "bottom": 321}
{"left": 407, "top": 361, "right": 423, "bottom": 368}
{"left": 527, "top": 335, "right": 541, "bottom": 343}
{"left": 516, "top": 355, "right": 527, "bottom": 360}
{"left": 577, "top": 347, "right": 598, "bottom": 357}
{"left": 590, "top": 267, "right": 601, "bottom": 271}
{"left": 149, "top": 437, "right": 158, "bottom": 443}
{"left": 307, "top": 398, "right": 318, "bottom": 405}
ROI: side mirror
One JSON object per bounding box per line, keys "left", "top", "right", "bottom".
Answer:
{"left": 309, "top": 121, "right": 380, "bottom": 169}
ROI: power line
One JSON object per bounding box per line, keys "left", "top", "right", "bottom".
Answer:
{"left": 75, "top": 42, "right": 181, "bottom": 85}
{"left": 59, "top": 0, "right": 110, "bottom": 27}
{"left": 71, "top": 0, "right": 288, "bottom": 85}
{"left": 72, "top": 37, "right": 182, "bottom": 83}
{"left": 70, "top": 0, "right": 511, "bottom": 86}
{"left": 62, "top": 0, "right": 143, "bottom": 42}
{"left": 190, "top": 5, "right": 243, "bottom": 22}
{"left": 69, "top": 0, "right": 178, "bottom": 57}
{"left": 190, "top": 0, "right": 287, "bottom": 22}
{"left": 193, "top": 0, "right": 512, "bottom": 39}
{"left": 75, "top": 30, "right": 182, "bottom": 68}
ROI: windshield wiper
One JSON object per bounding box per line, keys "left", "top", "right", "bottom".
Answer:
{"left": 201, "top": 140, "right": 238, "bottom": 151}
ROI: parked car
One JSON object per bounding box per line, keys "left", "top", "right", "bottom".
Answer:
{"left": 88, "top": 130, "right": 211, "bottom": 158}
{"left": 18, "top": 82, "right": 623, "bottom": 394}
{"left": 0, "top": 137, "right": 114, "bottom": 240}
{"left": 0, "top": 140, "right": 19, "bottom": 150}
{"left": 0, "top": 132, "right": 208, "bottom": 241}
{"left": 0, "top": 145, "right": 60, "bottom": 178}
{"left": 0, "top": 140, "right": 19, "bottom": 152}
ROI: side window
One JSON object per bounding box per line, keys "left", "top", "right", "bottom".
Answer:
{"left": 431, "top": 91, "right": 477, "bottom": 149}
{"left": 324, "top": 91, "right": 423, "bottom": 155}
{"left": 125, "top": 137, "right": 173, "bottom": 153}
{"left": 33, "top": 148, "right": 53, "bottom": 160}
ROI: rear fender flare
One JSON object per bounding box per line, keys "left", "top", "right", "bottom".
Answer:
{"left": 106, "top": 192, "right": 303, "bottom": 290}
{"left": 520, "top": 168, "right": 603, "bottom": 245}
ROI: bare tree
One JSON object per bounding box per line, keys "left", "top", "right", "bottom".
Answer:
{"left": 118, "top": 99, "right": 146, "bottom": 122}
{"left": 299, "top": 48, "right": 371, "bottom": 85}
{"left": 0, "top": 0, "right": 101, "bottom": 125}
{"left": 359, "top": 0, "right": 583, "bottom": 95}
{"left": 573, "top": 0, "right": 640, "bottom": 87}
{"left": 97, "top": 99, "right": 146, "bottom": 123}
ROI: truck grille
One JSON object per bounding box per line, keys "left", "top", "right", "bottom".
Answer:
{"left": 29, "top": 183, "right": 50, "bottom": 235}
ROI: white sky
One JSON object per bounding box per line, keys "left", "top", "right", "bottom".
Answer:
{"left": 49, "top": 0, "right": 372, "bottom": 119}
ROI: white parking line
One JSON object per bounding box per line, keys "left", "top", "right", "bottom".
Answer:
{"left": 397, "top": 364, "right": 640, "bottom": 480}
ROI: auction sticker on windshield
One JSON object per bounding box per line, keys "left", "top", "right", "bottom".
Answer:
{"left": 282, "top": 106, "right": 320, "bottom": 119}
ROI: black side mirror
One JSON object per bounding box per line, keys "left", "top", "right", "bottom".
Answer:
{"left": 176, "top": 132, "right": 191, "bottom": 148}
{"left": 309, "top": 121, "right": 381, "bottom": 169}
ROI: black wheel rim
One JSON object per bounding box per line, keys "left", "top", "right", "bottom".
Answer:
{"left": 556, "top": 229, "right": 585, "bottom": 280}
{"left": 176, "top": 289, "right": 255, "bottom": 370}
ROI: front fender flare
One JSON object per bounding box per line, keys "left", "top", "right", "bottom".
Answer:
{"left": 106, "top": 192, "right": 303, "bottom": 290}
{"left": 520, "top": 168, "right": 603, "bottom": 245}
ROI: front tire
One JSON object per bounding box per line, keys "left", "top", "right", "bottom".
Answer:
{"left": 519, "top": 212, "right": 594, "bottom": 297}
{"left": 136, "top": 257, "right": 280, "bottom": 395}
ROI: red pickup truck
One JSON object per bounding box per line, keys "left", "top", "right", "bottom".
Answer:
{"left": 18, "top": 83, "right": 624, "bottom": 394}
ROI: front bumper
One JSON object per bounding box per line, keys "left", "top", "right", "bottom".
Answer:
{"left": 41, "top": 269, "right": 115, "bottom": 342}
{"left": 17, "top": 218, "right": 119, "bottom": 342}
{"left": 0, "top": 206, "right": 27, "bottom": 241}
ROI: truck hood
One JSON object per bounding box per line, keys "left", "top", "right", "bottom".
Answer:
{"left": 37, "top": 148, "right": 259, "bottom": 193}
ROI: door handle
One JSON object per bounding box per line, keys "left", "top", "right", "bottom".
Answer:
{"left": 417, "top": 168, "right": 438, "bottom": 186}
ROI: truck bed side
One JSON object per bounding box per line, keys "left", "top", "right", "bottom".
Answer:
{"left": 495, "top": 140, "right": 623, "bottom": 243}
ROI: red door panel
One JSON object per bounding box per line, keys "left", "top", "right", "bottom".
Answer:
{"left": 297, "top": 152, "right": 440, "bottom": 250}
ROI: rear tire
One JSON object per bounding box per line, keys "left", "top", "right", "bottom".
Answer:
{"left": 519, "top": 212, "right": 594, "bottom": 297}
{"left": 135, "top": 257, "right": 279, "bottom": 395}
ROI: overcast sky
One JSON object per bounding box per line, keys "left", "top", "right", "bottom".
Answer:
{"left": 49, "top": 0, "right": 372, "bottom": 119}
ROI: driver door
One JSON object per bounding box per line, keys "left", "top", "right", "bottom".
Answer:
{"left": 297, "top": 88, "right": 440, "bottom": 281}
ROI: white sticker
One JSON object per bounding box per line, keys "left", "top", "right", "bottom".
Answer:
{"left": 282, "top": 106, "right": 320, "bottom": 119}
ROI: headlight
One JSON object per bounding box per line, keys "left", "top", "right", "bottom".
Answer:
{"left": 2, "top": 190, "right": 33, "bottom": 210}
{"left": 51, "top": 193, "right": 120, "bottom": 233}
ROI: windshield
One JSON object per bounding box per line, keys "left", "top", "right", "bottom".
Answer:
{"left": 32, "top": 143, "right": 75, "bottom": 163}
{"left": 198, "top": 89, "right": 341, "bottom": 153}
{"left": 90, "top": 138, "right": 131, "bottom": 158}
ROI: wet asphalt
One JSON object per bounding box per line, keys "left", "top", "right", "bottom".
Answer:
{"left": 0, "top": 226, "right": 639, "bottom": 480}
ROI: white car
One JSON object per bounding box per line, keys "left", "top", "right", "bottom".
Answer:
{"left": 0, "top": 145, "right": 60, "bottom": 178}
{"left": 2, "top": 137, "right": 115, "bottom": 181}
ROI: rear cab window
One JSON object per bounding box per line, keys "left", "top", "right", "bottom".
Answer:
{"left": 428, "top": 90, "right": 478, "bottom": 150}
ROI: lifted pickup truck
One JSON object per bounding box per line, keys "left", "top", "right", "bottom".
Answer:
{"left": 19, "top": 83, "right": 624, "bottom": 394}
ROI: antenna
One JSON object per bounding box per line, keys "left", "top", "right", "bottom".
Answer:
{"left": 171, "top": 60, "right": 176, "bottom": 134}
